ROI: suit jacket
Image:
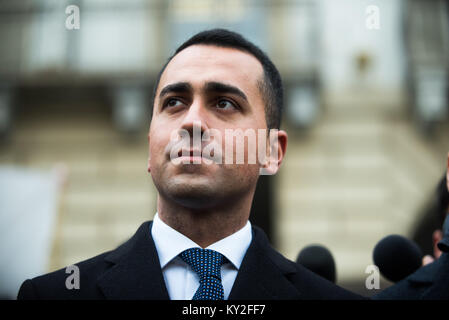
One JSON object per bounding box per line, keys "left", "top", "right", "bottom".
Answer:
{"left": 372, "top": 252, "right": 449, "bottom": 300}
{"left": 17, "top": 221, "right": 363, "bottom": 300}
{"left": 373, "top": 217, "right": 449, "bottom": 300}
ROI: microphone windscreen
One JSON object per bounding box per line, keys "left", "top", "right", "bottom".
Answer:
{"left": 296, "top": 244, "right": 336, "bottom": 283}
{"left": 373, "top": 234, "right": 423, "bottom": 283}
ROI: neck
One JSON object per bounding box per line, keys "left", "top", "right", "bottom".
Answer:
{"left": 157, "top": 194, "right": 253, "bottom": 248}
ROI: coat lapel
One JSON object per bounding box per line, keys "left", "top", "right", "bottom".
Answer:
{"left": 228, "top": 226, "right": 302, "bottom": 300}
{"left": 96, "top": 222, "right": 302, "bottom": 300}
{"left": 97, "top": 221, "right": 170, "bottom": 300}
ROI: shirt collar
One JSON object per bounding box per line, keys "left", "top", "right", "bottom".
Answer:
{"left": 151, "top": 212, "right": 252, "bottom": 270}
{"left": 206, "top": 220, "right": 252, "bottom": 270}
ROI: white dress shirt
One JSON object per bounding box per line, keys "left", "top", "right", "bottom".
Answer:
{"left": 151, "top": 212, "right": 252, "bottom": 300}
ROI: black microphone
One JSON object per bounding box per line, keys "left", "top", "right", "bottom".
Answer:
{"left": 373, "top": 234, "right": 423, "bottom": 283}
{"left": 296, "top": 244, "right": 336, "bottom": 283}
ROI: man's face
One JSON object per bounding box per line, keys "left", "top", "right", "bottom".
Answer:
{"left": 148, "top": 45, "right": 268, "bottom": 209}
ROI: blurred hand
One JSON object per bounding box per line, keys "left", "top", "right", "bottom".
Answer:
{"left": 422, "top": 255, "right": 434, "bottom": 266}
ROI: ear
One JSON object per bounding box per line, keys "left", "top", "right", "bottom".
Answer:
{"left": 259, "top": 129, "right": 288, "bottom": 176}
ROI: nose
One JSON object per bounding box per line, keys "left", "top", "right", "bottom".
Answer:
{"left": 179, "top": 98, "right": 210, "bottom": 138}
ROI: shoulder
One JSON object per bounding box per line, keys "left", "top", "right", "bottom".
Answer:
{"left": 17, "top": 221, "right": 154, "bottom": 300}
{"left": 273, "top": 248, "right": 364, "bottom": 299}
{"left": 371, "top": 255, "right": 444, "bottom": 300}
{"left": 251, "top": 226, "right": 365, "bottom": 300}
{"left": 17, "top": 250, "right": 113, "bottom": 300}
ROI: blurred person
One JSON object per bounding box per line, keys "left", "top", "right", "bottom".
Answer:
{"left": 411, "top": 156, "right": 449, "bottom": 264}
{"left": 373, "top": 153, "right": 449, "bottom": 300}
{"left": 17, "top": 29, "right": 362, "bottom": 300}
{"left": 422, "top": 164, "right": 449, "bottom": 265}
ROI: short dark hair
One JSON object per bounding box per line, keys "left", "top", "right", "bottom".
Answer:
{"left": 152, "top": 29, "right": 283, "bottom": 129}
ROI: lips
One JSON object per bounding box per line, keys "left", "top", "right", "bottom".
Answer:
{"left": 165, "top": 139, "right": 222, "bottom": 164}
{"left": 176, "top": 148, "right": 214, "bottom": 161}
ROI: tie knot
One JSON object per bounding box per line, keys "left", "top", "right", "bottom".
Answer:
{"left": 180, "top": 248, "right": 225, "bottom": 280}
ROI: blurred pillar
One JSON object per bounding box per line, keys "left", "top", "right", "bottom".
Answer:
{"left": 0, "top": 85, "right": 13, "bottom": 140}
{"left": 414, "top": 68, "right": 447, "bottom": 123}
{"left": 287, "top": 83, "right": 321, "bottom": 129}
{"left": 111, "top": 83, "right": 148, "bottom": 134}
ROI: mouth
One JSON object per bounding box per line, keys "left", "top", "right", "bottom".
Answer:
{"left": 171, "top": 147, "right": 219, "bottom": 164}
{"left": 164, "top": 139, "right": 222, "bottom": 164}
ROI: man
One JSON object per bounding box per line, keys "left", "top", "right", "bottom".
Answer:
{"left": 17, "top": 29, "right": 361, "bottom": 300}
{"left": 373, "top": 153, "right": 449, "bottom": 300}
{"left": 422, "top": 167, "right": 449, "bottom": 265}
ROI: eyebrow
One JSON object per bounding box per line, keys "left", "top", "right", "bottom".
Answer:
{"left": 204, "top": 81, "right": 248, "bottom": 102}
{"left": 158, "top": 81, "right": 248, "bottom": 102}
{"left": 159, "top": 82, "right": 193, "bottom": 100}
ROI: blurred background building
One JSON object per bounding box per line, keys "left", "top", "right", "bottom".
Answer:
{"left": 0, "top": 0, "right": 448, "bottom": 298}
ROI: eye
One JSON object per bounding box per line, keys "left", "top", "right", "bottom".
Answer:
{"left": 164, "top": 98, "right": 184, "bottom": 109}
{"left": 216, "top": 99, "right": 237, "bottom": 110}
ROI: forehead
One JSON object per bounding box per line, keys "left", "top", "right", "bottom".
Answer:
{"left": 158, "top": 45, "right": 264, "bottom": 95}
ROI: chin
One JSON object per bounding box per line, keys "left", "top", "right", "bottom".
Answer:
{"left": 167, "top": 184, "right": 221, "bottom": 209}
{"left": 164, "top": 175, "right": 253, "bottom": 210}
{"left": 169, "top": 177, "right": 215, "bottom": 195}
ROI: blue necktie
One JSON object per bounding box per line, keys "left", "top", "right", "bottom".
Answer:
{"left": 180, "top": 248, "right": 225, "bottom": 300}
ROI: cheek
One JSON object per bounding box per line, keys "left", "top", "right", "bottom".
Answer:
{"left": 148, "top": 128, "right": 168, "bottom": 160}
{"left": 149, "top": 139, "right": 165, "bottom": 161}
